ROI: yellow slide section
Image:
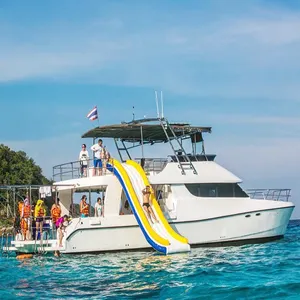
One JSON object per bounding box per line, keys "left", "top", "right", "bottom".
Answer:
{"left": 111, "top": 159, "right": 170, "bottom": 248}
{"left": 126, "top": 160, "right": 189, "bottom": 245}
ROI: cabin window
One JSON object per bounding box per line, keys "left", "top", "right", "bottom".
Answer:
{"left": 185, "top": 183, "right": 248, "bottom": 198}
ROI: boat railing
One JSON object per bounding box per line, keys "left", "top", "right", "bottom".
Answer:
{"left": 53, "top": 158, "right": 169, "bottom": 180}
{"left": 136, "top": 158, "right": 169, "bottom": 175}
{"left": 52, "top": 159, "right": 115, "bottom": 181}
{"left": 19, "top": 216, "right": 58, "bottom": 239}
{"left": 245, "top": 189, "right": 291, "bottom": 202}
{"left": 1, "top": 216, "right": 60, "bottom": 255}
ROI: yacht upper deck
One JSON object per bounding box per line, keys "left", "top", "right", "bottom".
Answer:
{"left": 54, "top": 117, "right": 215, "bottom": 181}
{"left": 80, "top": 117, "right": 213, "bottom": 176}
{"left": 81, "top": 117, "right": 212, "bottom": 143}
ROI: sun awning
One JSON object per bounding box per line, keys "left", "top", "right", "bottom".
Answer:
{"left": 82, "top": 122, "right": 211, "bottom": 143}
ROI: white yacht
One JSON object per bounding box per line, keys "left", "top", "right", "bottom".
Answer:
{"left": 3, "top": 117, "right": 295, "bottom": 255}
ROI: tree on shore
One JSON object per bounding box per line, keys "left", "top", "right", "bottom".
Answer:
{"left": 0, "top": 144, "right": 50, "bottom": 186}
{"left": 0, "top": 144, "right": 51, "bottom": 222}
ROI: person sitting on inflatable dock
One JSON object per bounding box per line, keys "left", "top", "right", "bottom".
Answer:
{"left": 142, "top": 186, "right": 158, "bottom": 223}
{"left": 80, "top": 195, "right": 89, "bottom": 218}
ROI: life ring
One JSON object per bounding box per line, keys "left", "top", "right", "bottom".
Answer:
{"left": 16, "top": 254, "right": 33, "bottom": 260}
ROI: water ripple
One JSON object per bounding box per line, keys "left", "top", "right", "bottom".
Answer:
{"left": 1, "top": 221, "right": 300, "bottom": 299}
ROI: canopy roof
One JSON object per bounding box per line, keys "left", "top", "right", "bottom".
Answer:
{"left": 82, "top": 119, "right": 211, "bottom": 143}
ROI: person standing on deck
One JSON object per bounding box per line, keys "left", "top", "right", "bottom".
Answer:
{"left": 79, "top": 144, "right": 89, "bottom": 177}
{"left": 18, "top": 200, "right": 24, "bottom": 217}
{"left": 142, "top": 186, "right": 158, "bottom": 223}
{"left": 94, "top": 197, "right": 103, "bottom": 217}
{"left": 102, "top": 196, "right": 105, "bottom": 217}
{"left": 100, "top": 146, "right": 110, "bottom": 175}
{"left": 21, "top": 198, "right": 31, "bottom": 240}
{"left": 51, "top": 198, "right": 62, "bottom": 230}
{"left": 80, "top": 195, "right": 89, "bottom": 218}
{"left": 91, "top": 139, "right": 104, "bottom": 176}
{"left": 34, "top": 199, "right": 46, "bottom": 239}
{"left": 15, "top": 199, "right": 24, "bottom": 237}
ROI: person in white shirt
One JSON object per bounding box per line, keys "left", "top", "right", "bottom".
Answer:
{"left": 91, "top": 139, "right": 104, "bottom": 176}
{"left": 79, "top": 144, "right": 89, "bottom": 177}
{"left": 94, "top": 197, "right": 103, "bottom": 217}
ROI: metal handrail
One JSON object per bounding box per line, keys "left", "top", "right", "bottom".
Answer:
{"left": 53, "top": 156, "right": 174, "bottom": 179}
{"left": 246, "top": 189, "right": 291, "bottom": 202}
{"left": 53, "top": 157, "right": 171, "bottom": 181}
{"left": 53, "top": 159, "right": 115, "bottom": 181}
{"left": 135, "top": 158, "right": 168, "bottom": 175}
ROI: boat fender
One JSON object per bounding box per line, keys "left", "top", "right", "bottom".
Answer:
{"left": 16, "top": 254, "right": 34, "bottom": 260}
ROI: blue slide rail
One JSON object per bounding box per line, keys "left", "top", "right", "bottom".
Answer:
{"left": 106, "top": 160, "right": 169, "bottom": 254}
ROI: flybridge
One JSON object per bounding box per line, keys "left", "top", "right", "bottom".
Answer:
{"left": 81, "top": 117, "right": 212, "bottom": 175}
{"left": 81, "top": 117, "right": 212, "bottom": 143}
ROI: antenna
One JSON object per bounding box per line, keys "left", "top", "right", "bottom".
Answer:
{"left": 161, "top": 91, "right": 164, "bottom": 118}
{"left": 132, "top": 106, "right": 135, "bottom": 121}
{"left": 155, "top": 91, "right": 160, "bottom": 118}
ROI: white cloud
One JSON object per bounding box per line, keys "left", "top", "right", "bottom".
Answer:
{"left": 222, "top": 17, "right": 300, "bottom": 46}
{"left": 210, "top": 137, "right": 300, "bottom": 179}
{"left": 205, "top": 115, "right": 300, "bottom": 126}
{"left": 1, "top": 6, "right": 300, "bottom": 101}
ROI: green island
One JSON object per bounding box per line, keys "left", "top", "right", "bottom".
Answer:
{"left": 0, "top": 144, "right": 51, "bottom": 233}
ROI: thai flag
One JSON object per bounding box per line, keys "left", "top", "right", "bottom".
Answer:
{"left": 87, "top": 106, "right": 98, "bottom": 121}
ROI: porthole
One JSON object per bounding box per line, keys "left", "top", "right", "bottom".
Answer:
{"left": 256, "top": 213, "right": 261, "bottom": 216}
{"left": 245, "top": 214, "right": 251, "bottom": 218}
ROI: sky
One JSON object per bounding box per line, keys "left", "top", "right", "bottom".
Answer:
{"left": 0, "top": 0, "right": 299, "bottom": 218}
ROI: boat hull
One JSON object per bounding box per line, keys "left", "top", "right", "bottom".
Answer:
{"left": 62, "top": 205, "right": 294, "bottom": 254}
{"left": 4, "top": 205, "right": 293, "bottom": 254}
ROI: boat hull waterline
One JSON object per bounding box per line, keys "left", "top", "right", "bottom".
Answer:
{"left": 41, "top": 205, "right": 293, "bottom": 254}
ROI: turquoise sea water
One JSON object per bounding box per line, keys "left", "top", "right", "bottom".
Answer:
{"left": 1, "top": 220, "right": 300, "bottom": 300}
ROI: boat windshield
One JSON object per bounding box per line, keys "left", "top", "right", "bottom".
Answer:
{"left": 185, "top": 183, "right": 249, "bottom": 198}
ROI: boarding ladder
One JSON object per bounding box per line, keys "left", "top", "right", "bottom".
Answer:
{"left": 114, "top": 138, "right": 132, "bottom": 163}
{"left": 34, "top": 229, "right": 48, "bottom": 254}
{"left": 160, "top": 119, "right": 197, "bottom": 175}
{"left": 1, "top": 233, "right": 12, "bottom": 257}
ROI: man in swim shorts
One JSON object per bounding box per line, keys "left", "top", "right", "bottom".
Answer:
{"left": 142, "top": 185, "right": 158, "bottom": 223}
{"left": 91, "top": 139, "right": 104, "bottom": 176}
